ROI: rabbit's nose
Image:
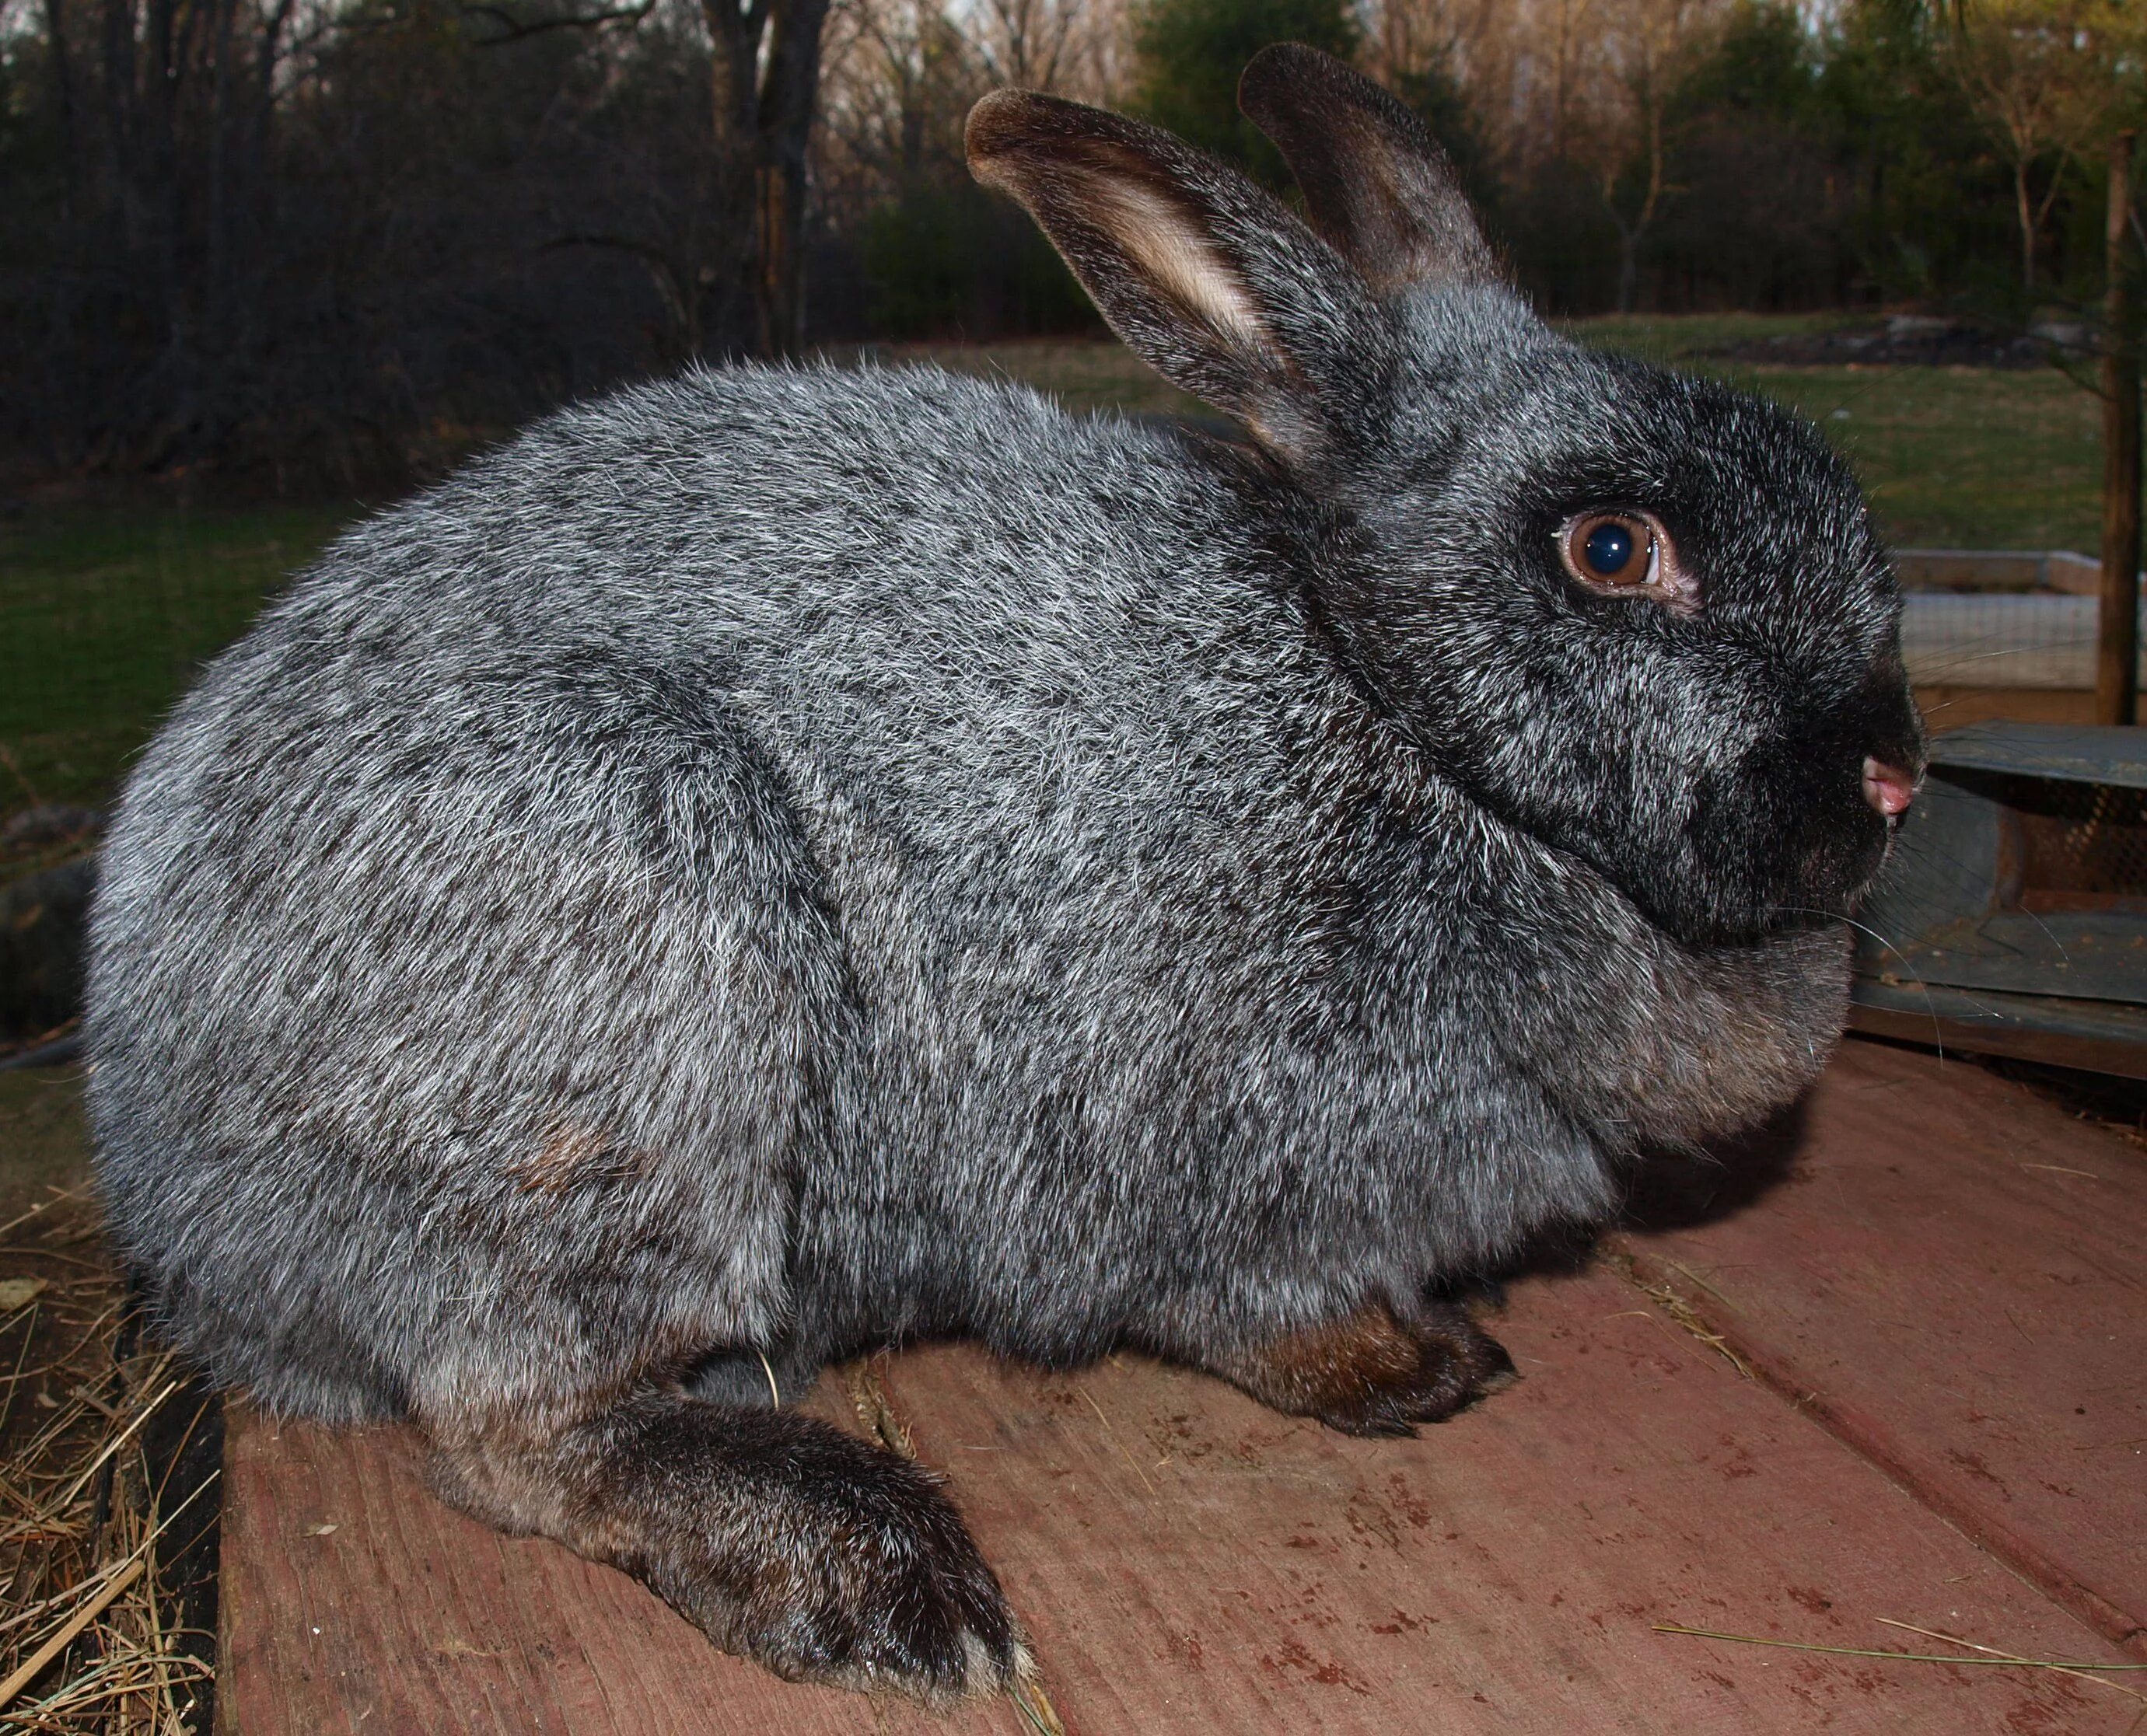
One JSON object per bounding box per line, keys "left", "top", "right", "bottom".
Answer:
{"left": 1862, "top": 757, "right": 1916, "bottom": 819}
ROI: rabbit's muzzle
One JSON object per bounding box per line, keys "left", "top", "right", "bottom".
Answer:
{"left": 1861, "top": 756, "right": 1917, "bottom": 819}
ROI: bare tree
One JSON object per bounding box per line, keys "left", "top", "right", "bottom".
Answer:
{"left": 1365, "top": 0, "right": 1505, "bottom": 90}
{"left": 460, "top": 0, "right": 832, "bottom": 356}
{"left": 835, "top": 0, "right": 977, "bottom": 176}
{"left": 695, "top": 0, "right": 834, "bottom": 355}
{"left": 1537, "top": 0, "right": 1719, "bottom": 313}
{"left": 1947, "top": 0, "right": 2142, "bottom": 293}
{"left": 968, "top": 0, "right": 1081, "bottom": 89}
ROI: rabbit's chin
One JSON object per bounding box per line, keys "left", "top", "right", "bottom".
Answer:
{"left": 1633, "top": 736, "right": 1910, "bottom": 949}
{"left": 1677, "top": 841, "right": 1893, "bottom": 952}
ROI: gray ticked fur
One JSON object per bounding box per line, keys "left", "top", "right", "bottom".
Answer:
{"left": 86, "top": 46, "right": 1922, "bottom": 1700}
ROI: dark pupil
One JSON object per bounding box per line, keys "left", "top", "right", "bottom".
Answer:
{"left": 1583, "top": 522, "right": 1635, "bottom": 577}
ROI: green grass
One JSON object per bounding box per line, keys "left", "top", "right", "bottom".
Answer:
{"left": 1726, "top": 365, "right": 2099, "bottom": 552}
{"left": 899, "top": 327, "right": 2107, "bottom": 552}
{"left": 0, "top": 320, "right": 2111, "bottom": 819}
{"left": 0, "top": 505, "right": 356, "bottom": 812}
{"left": 1561, "top": 313, "right": 2104, "bottom": 552}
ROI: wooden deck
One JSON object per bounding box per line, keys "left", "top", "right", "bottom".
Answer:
{"left": 219, "top": 1038, "right": 2147, "bottom": 1734}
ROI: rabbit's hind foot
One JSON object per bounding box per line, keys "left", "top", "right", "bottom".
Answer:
{"left": 1209, "top": 1298, "right": 1516, "bottom": 1437}
{"left": 425, "top": 1392, "right": 1026, "bottom": 1702}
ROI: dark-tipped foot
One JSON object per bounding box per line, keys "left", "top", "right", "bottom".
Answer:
{"left": 1214, "top": 1298, "right": 1517, "bottom": 1437}
{"left": 432, "top": 1396, "right": 1025, "bottom": 1704}
{"left": 657, "top": 1420, "right": 1027, "bottom": 1699}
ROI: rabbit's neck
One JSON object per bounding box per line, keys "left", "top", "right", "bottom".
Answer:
{"left": 1350, "top": 754, "right": 1850, "bottom": 1154}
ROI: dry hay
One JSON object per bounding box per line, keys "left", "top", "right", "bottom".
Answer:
{"left": 0, "top": 1190, "right": 215, "bottom": 1734}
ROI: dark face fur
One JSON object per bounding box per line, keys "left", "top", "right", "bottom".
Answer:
{"left": 971, "top": 49, "right": 1925, "bottom": 953}
{"left": 1331, "top": 327, "right": 1925, "bottom": 947}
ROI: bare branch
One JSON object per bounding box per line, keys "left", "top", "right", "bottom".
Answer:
{"left": 541, "top": 232, "right": 692, "bottom": 345}
{"left": 461, "top": 0, "right": 653, "bottom": 46}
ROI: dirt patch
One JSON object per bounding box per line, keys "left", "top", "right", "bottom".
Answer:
{"left": 1707, "top": 316, "right": 2051, "bottom": 370}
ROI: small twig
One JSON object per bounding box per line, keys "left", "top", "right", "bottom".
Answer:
{"left": 461, "top": 0, "right": 652, "bottom": 44}
{"left": 0, "top": 1303, "right": 39, "bottom": 1443}
{"left": 1876, "top": 1618, "right": 2147, "bottom": 1705}
{"left": 54, "top": 1379, "right": 178, "bottom": 1509}
{"left": 0, "top": 742, "right": 45, "bottom": 812}
{"left": 1656, "top": 1258, "right": 1740, "bottom": 1312}
{"left": 1608, "top": 1253, "right": 1751, "bottom": 1378}
{"left": 841, "top": 1360, "right": 915, "bottom": 1461}
{"left": 1009, "top": 1661, "right": 1068, "bottom": 1736}
{"left": 1655, "top": 1622, "right": 2147, "bottom": 1681}
{"left": 0, "top": 1557, "right": 143, "bottom": 1710}
{"left": 0, "top": 1553, "right": 145, "bottom": 1641}
{"left": 1075, "top": 1385, "right": 1156, "bottom": 1495}
{"left": 0, "top": 1032, "right": 84, "bottom": 1073}
{"left": 0, "top": 1199, "right": 60, "bottom": 1245}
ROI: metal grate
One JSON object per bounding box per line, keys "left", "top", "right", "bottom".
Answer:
{"left": 2015, "top": 779, "right": 2147, "bottom": 905}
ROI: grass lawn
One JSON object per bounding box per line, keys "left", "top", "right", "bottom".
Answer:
{"left": 0, "top": 505, "right": 357, "bottom": 815}
{"left": 897, "top": 327, "right": 2105, "bottom": 552}
{"left": 1561, "top": 313, "right": 2103, "bottom": 553}
{"left": 0, "top": 318, "right": 2109, "bottom": 819}
{"left": 1716, "top": 365, "right": 2099, "bottom": 553}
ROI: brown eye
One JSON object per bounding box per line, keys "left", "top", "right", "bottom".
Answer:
{"left": 1558, "top": 509, "right": 1695, "bottom": 611}
{"left": 1564, "top": 513, "right": 1654, "bottom": 585}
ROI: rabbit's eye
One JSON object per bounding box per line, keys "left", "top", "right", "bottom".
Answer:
{"left": 1558, "top": 511, "right": 1694, "bottom": 610}
{"left": 1566, "top": 514, "right": 1652, "bottom": 584}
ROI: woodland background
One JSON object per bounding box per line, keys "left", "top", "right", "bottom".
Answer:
{"left": 2, "top": 0, "right": 2143, "bottom": 491}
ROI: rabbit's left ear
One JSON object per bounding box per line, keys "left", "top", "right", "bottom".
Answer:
{"left": 967, "top": 89, "right": 1383, "bottom": 468}
{"left": 1238, "top": 44, "right": 1497, "bottom": 295}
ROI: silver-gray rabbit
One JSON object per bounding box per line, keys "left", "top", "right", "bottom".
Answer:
{"left": 86, "top": 45, "right": 1922, "bottom": 1700}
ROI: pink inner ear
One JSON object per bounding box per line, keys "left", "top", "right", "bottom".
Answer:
{"left": 1862, "top": 758, "right": 1915, "bottom": 818}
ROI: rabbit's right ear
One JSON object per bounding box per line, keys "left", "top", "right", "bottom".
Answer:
{"left": 967, "top": 89, "right": 1381, "bottom": 466}
{"left": 1237, "top": 44, "right": 1496, "bottom": 295}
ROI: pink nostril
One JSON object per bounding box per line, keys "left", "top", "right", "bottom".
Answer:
{"left": 1862, "top": 757, "right": 1915, "bottom": 819}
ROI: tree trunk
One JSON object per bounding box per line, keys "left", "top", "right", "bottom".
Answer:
{"left": 100, "top": 0, "right": 140, "bottom": 244}
{"left": 43, "top": 0, "right": 79, "bottom": 218}
{"left": 698, "top": 0, "right": 829, "bottom": 362}
{"left": 2098, "top": 130, "right": 2140, "bottom": 726}
{"left": 752, "top": 0, "right": 829, "bottom": 359}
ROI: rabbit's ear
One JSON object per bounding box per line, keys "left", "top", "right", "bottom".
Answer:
{"left": 1237, "top": 44, "right": 1495, "bottom": 295}
{"left": 967, "top": 89, "right": 1379, "bottom": 463}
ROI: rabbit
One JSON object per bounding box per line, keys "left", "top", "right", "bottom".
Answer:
{"left": 85, "top": 44, "right": 1924, "bottom": 1705}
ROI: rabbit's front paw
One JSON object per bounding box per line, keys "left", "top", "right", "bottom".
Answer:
{"left": 1213, "top": 1299, "right": 1516, "bottom": 1437}
{"left": 648, "top": 1420, "right": 1027, "bottom": 1701}
{"left": 434, "top": 1398, "right": 1027, "bottom": 1703}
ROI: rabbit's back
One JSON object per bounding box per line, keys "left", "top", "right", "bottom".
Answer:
{"left": 87, "top": 362, "right": 1400, "bottom": 1414}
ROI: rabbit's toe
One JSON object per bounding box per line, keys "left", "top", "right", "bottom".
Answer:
{"left": 668, "top": 1427, "right": 1025, "bottom": 1702}
{"left": 1212, "top": 1298, "right": 1516, "bottom": 1436}
{"left": 1345, "top": 1303, "right": 1517, "bottom": 1436}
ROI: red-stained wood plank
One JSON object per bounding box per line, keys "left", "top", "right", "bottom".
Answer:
{"left": 221, "top": 1255, "right": 2142, "bottom": 1732}
{"left": 879, "top": 1270, "right": 2138, "bottom": 1735}
{"left": 1617, "top": 1036, "right": 2147, "bottom": 1660}
{"left": 216, "top": 1388, "right": 1011, "bottom": 1736}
